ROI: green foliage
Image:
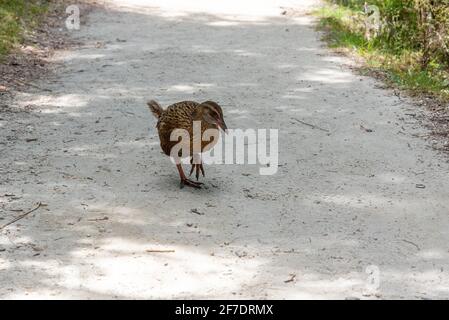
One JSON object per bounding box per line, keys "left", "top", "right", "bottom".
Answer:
{"left": 0, "top": 0, "right": 48, "bottom": 58}
{"left": 316, "top": 0, "right": 449, "bottom": 100}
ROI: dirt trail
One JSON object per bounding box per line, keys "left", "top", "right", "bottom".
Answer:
{"left": 1, "top": 0, "right": 449, "bottom": 299}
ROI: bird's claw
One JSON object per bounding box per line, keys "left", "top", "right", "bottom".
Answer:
{"left": 180, "top": 178, "right": 203, "bottom": 189}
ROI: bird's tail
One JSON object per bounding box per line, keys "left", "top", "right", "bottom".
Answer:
{"left": 147, "top": 100, "right": 164, "bottom": 119}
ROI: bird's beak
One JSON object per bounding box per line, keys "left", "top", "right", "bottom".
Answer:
{"left": 219, "top": 120, "right": 228, "bottom": 134}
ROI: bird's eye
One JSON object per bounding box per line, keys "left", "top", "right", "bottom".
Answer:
{"left": 211, "top": 110, "right": 220, "bottom": 119}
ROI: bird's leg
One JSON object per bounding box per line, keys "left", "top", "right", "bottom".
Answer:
{"left": 199, "top": 161, "right": 205, "bottom": 178}
{"left": 189, "top": 157, "right": 195, "bottom": 176}
{"left": 189, "top": 154, "right": 205, "bottom": 181}
{"left": 177, "top": 163, "right": 203, "bottom": 189}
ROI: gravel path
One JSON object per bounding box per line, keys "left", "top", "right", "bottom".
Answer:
{"left": 1, "top": 0, "right": 449, "bottom": 299}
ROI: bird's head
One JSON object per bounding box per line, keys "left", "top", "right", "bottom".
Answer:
{"left": 195, "top": 101, "right": 228, "bottom": 133}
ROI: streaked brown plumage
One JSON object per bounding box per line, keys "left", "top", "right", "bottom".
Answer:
{"left": 147, "top": 100, "right": 227, "bottom": 188}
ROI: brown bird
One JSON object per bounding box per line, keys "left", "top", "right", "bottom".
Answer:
{"left": 147, "top": 100, "right": 227, "bottom": 188}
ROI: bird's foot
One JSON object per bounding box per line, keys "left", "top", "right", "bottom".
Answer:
{"left": 189, "top": 162, "right": 205, "bottom": 181}
{"left": 180, "top": 178, "right": 203, "bottom": 189}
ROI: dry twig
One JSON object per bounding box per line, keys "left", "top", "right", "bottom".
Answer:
{"left": 292, "top": 118, "right": 330, "bottom": 132}
{"left": 145, "top": 249, "right": 175, "bottom": 253}
{"left": 0, "top": 202, "right": 42, "bottom": 231}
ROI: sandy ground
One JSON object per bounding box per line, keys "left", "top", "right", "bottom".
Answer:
{"left": 1, "top": 0, "right": 449, "bottom": 299}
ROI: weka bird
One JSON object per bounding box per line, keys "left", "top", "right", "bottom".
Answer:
{"left": 147, "top": 100, "right": 227, "bottom": 188}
